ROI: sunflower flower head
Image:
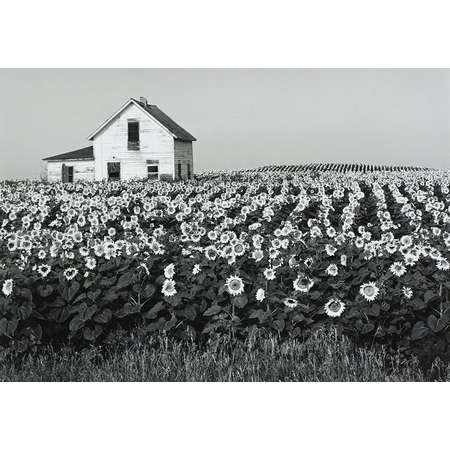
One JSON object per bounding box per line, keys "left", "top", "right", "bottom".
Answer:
{"left": 283, "top": 298, "right": 298, "bottom": 308}
{"left": 293, "top": 274, "right": 314, "bottom": 293}
{"left": 162, "top": 278, "right": 177, "bottom": 297}
{"left": 2, "top": 279, "right": 13, "bottom": 297}
{"left": 256, "top": 288, "right": 265, "bottom": 302}
{"left": 324, "top": 298, "right": 345, "bottom": 317}
{"left": 225, "top": 275, "right": 245, "bottom": 296}
{"left": 359, "top": 282, "right": 380, "bottom": 302}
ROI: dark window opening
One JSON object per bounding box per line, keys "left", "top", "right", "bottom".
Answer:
{"left": 147, "top": 164, "right": 159, "bottom": 181}
{"left": 177, "top": 162, "right": 182, "bottom": 180}
{"left": 62, "top": 164, "right": 74, "bottom": 183}
{"left": 187, "top": 163, "right": 191, "bottom": 179}
{"left": 67, "top": 166, "right": 74, "bottom": 183}
{"left": 107, "top": 162, "right": 121, "bottom": 181}
{"left": 128, "top": 120, "right": 139, "bottom": 150}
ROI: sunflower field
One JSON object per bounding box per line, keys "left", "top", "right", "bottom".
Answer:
{"left": 1, "top": 168, "right": 450, "bottom": 362}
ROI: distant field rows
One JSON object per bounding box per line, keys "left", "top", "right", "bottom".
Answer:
{"left": 246, "top": 163, "right": 434, "bottom": 173}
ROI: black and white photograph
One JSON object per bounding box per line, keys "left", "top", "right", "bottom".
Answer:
{"left": 2, "top": 68, "right": 450, "bottom": 381}
{"left": 1, "top": 1, "right": 450, "bottom": 449}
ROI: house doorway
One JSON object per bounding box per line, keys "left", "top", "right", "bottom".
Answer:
{"left": 107, "top": 162, "right": 121, "bottom": 181}
{"left": 62, "top": 164, "right": 74, "bottom": 182}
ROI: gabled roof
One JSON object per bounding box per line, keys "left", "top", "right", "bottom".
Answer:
{"left": 132, "top": 99, "right": 196, "bottom": 142}
{"left": 43, "top": 146, "right": 94, "bottom": 161}
{"left": 87, "top": 98, "right": 196, "bottom": 142}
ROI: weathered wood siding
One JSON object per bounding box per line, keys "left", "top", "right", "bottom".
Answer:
{"left": 174, "top": 140, "right": 193, "bottom": 179}
{"left": 47, "top": 160, "right": 95, "bottom": 182}
{"left": 92, "top": 103, "right": 175, "bottom": 181}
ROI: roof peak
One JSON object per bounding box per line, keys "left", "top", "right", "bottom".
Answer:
{"left": 138, "top": 96, "right": 149, "bottom": 107}
{"left": 132, "top": 97, "right": 155, "bottom": 106}
{"left": 87, "top": 98, "right": 196, "bottom": 142}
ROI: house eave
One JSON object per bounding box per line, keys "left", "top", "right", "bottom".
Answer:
{"left": 43, "top": 157, "right": 95, "bottom": 162}
{"left": 175, "top": 137, "right": 197, "bottom": 142}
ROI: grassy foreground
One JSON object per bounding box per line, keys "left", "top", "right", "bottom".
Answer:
{"left": 0, "top": 329, "right": 447, "bottom": 381}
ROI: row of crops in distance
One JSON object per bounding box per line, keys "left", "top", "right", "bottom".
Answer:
{"left": 246, "top": 163, "right": 434, "bottom": 174}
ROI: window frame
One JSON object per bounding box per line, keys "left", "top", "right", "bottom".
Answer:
{"left": 146, "top": 162, "right": 159, "bottom": 181}
{"left": 127, "top": 119, "right": 140, "bottom": 151}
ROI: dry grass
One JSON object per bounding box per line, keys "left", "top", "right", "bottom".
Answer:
{"left": 0, "top": 329, "right": 444, "bottom": 382}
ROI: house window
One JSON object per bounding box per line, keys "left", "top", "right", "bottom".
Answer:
{"left": 147, "top": 163, "right": 159, "bottom": 181}
{"left": 128, "top": 120, "right": 139, "bottom": 150}
{"left": 107, "top": 162, "right": 121, "bottom": 181}
{"left": 177, "top": 162, "right": 182, "bottom": 180}
{"left": 187, "top": 163, "right": 191, "bottom": 179}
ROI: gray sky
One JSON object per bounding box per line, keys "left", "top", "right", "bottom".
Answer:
{"left": 0, "top": 68, "right": 449, "bottom": 180}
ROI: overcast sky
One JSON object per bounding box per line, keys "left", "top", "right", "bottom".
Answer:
{"left": 0, "top": 68, "right": 449, "bottom": 180}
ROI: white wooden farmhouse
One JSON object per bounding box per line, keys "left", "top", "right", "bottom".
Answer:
{"left": 43, "top": 97, "right": 196, "bottom": 182}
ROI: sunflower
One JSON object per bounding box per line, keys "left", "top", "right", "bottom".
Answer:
{"left": 263, "top": 267, "right": 276, "bottom": 281}
{"left": 7, "top": 240, "right": 17, "bottom": 252}
{"left": 304, "top": 257, "right": 313, "bottom": 268}
{"left": 359, "top": 282, "right": 380, "bottom": 302}
{"left": 288, "top": 255, "right": 300, "bottom": 268}
{"left": 205, "top": 245, "right": 218, "bottom": 261}
{"left": 139, "top": 263, "right": 150, "bottom": 276}
{"left": 326, "top": 264, "right": 338, "bottom": 276}
{"left": 37, "top": 264, "right": 51, "bottom": 278}
{"left": 436, "top": 258, "right": 450, "bottom": 271}
{"left": 63, "top": 268, "right": 78, "bottom": 281}
{"left": 256, "top": 288, "right": 265, "bottom": 302}
{"left": 2, "top": 279, "right": 13, "bottom": 297}
{"left": 269, "top": 248, "right": 279, "bottom": 259}
{"left": 222, "top": 246, "right": 234, "bottom": 258}
{"left": 325, "top": 244, "right": 337, "bottom": 256}
{"left": 94, "top": 243, "right": 104, "bottom": 257}
{"left": 252, "top": 249, "right": 264, "bottom": 262}
{"left": 85, "top": 257, "right": 97, "bottom": 270}
{"left": 162, "top": 279, "right": 177, "bottom": 297}
{"left": 310, "top": 226, "right": 322, "bottom": 238}
{"left": 389, "top": 261, "right": 406, "bottom": 277}
{"left": 293, "top": 274, "right": 314, "bottom": 292}
{"left": 225, "top": 275, "right": 245, "bottom": 296}
{"left": 402, "top": 286, "right": 413, "bottom": 299}
{"left": 400, "top": 235, "right": 413, "bottom": 247}
{"left": 233, "top": 242, "right": 246, "bottom": 256}
{"left": 324, "top": 298, "right": 345, "bottom": 317}
{"left": 73, "top": 231, "right": 83, "bottom": 243}
{"left": 207, "top": 230, "right": 218, "bottom": 240}
{"left": 404, "top": 253, "right": 418, "bottom": 266}
{"left": 164, "top": 263, "right": 175, "bottom": 279}
{"left": 283, "top": 298, "right": 298, "bottom": 308}
{"left": 248, "top": 223, "right": 261, "bottom": 231}
{"left": 79, "top": 247, "right": 90, "bottom": 257}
